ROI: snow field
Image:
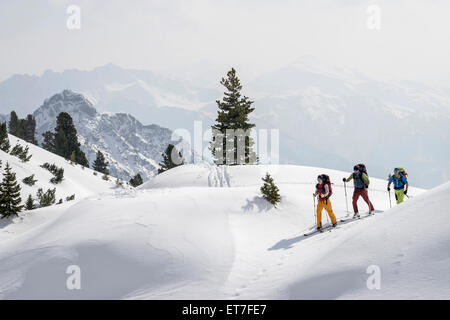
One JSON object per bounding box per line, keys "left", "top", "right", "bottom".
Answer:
{"left": 2, "top": 158, "right": 447, "bottom": 300}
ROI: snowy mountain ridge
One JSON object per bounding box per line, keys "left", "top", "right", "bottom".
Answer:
{"left": 33, "top": 90, "right": 179, "bottom": 181}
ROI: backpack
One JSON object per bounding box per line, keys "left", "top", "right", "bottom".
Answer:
{"left": 395, "top": 167, "right": 408, "bottom": 180}
{"left": 318, "top": 174, "right": 333, "bottom": 198}
{"left": 357, "top": 163, "right": 368, "bottom": 175}
{"left": 354, "top": 164, "right": 369, "bottom": 188}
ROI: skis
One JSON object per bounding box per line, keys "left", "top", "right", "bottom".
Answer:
{"left": 340, "top": 215, "right": 363, "bottom": 223}
{"left": 340, "top": 210, "right": 384, "bottom": 223}
{"left": 303, "top": 225, "right": 335, "bottom": 237}
{"left": 303, "top": 210, "right": 384, "bottom": 237}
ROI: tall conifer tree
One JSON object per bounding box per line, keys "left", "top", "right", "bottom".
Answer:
{"left": 54, "top": 112, "right": 89, "bottom": 167}
{"left": 210, "top": 68, "right": 257, "bottom": 165}
{"left": 0, "top": 162, "right": 23, "bottom": 218}
{"left": 0, "top": 122, "right": 10, "bottom": 153}
{"left": 93, "top": 150, "right": 109, "bottom": 175}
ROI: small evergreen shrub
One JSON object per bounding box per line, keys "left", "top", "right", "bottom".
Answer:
{"left": 260, "top": 173, "right": 281, "bottom": 207}
{"left": 40, "top": 163, "right": 64, "bottom": 184}
{"left": 22, "top": 174, "right": 38, "bottom": 186}
{"left": 129, "top": 174, "right": 143, "bottom": 188}
{"left": 37, "top": 188, "right": 56, "bottom": 207}
{"left": 25, "top": 195, "right": 35, "bottom": 211}
{"left": 10, "top": 143, "right": 32, "bottom": 162}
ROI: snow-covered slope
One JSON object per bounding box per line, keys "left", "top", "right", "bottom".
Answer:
{"left": 33, "top": 90, "right": 178, "bottom": 181}
{"left": 1, "top": 163, "right": 444, "bottom": 300}
{"left": 0, "top": 134, "right": 116, "bottom": 212}
{"left": 285, "top": 181, "right": 450, "bottom": 300}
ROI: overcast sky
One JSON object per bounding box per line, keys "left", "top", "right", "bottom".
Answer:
{"left": 1, "top": 0, "right": 450, "bottom": 85}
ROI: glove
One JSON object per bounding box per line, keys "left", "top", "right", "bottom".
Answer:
{"left": 342, "top": 178, "right": 346, "bottom": 182}
{"left": 313, "top": 193, "right": 316, "bottom": 198}
{"left": 404, "top": 189, "right": 408, "bottom": 195}
{"left": 387, "top": 187, "right": 391, "bottom": 192}
{"left": 320, "top": 194, "right": 326, "bottom": 198}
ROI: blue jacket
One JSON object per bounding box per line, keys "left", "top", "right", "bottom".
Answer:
{"left": 389, "top": 175, "right": 408, "bottom": 190}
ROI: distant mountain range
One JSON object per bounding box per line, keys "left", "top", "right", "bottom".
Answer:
{"left": 0, "top": 63, "right": 216, "bottom": 129}
{"left": 1, "top": 61, "right": 449, "bottom": 188}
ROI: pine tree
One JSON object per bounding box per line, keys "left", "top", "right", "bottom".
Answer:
{"left": 69, "top": 151, "right": 76, "bottom": 164}
{"left": 18, "top": 145, "right": 32, "bottom": 162}
{"left": 0, "top": 122, "right": 10, "bottom": 153}
{"left": 54, "top": 128, "right": 69, "bottom": 157}
{"left": 158, "top": 144, "right": 184, "bottom": 174}
{"left": 129, "top": 174, "right": 143, "bottom": 188}
{"left": 8, "top": 111, "right": 21, "bottom": 137}
{"left": 93, "top": 150, "right": 109, "bottom": 175}
{"left": 36, "top": 188, "right": 56, "bottom": 207}
{"left": 0, "top": 162, "right": 23, "bottom": 218}
{"left": 54, "top": 112, "right": 89, "bottom": 167}
{"left": 40, "top": 163, "right": 64, "bottom": 184}
{"left": 50, "top": 168, "right": 64, "bottom": 184}
{"left": 260, "top": 173, "right": 281, "bottom": 207}
{"left": 24, "top": 114, "right": 37, "bottom": 144}
{"left": 210, "top": 68, "right": 257, "bottom": 165}
{"left": 7, "top": 112, "right": 37, "bottom": 143}
{"left": 41, "top": 131, "right": 55, "bottom": 153}
{"left": 22, "top": 174, "right": 37, "bottom": 186}
{"left": 10, "top": 143, "right": 31, "bottom": 162}
{"left": 10, "top": 143, "right": 23, "bottom": 157}
{"left": 25, "top": 194, "right": 35, "bottom": 211}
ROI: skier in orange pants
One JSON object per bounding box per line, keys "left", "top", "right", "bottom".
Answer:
{"left": 313, "top": 174, "right": 337, "bottom": 230}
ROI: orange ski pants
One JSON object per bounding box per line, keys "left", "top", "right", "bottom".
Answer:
{"left": 317, "top": 199, "right": 337, "bottom": 228}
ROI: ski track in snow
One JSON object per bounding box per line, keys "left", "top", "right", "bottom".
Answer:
{"left": 208, "top": 164, "right": 231, "bottom": 188}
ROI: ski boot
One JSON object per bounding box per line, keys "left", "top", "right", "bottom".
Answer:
{"left": 317, "top": 223, "right": 322, "bottom": 232}
{"left": 353, "top": 212, "right": 360, "bottom": 219}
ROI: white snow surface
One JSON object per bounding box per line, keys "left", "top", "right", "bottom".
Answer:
{"left": 1, "top": 160, "right": 448, "bottom": 300}
{"left": 1, "top": 134, "right": 116, "bottom": 204}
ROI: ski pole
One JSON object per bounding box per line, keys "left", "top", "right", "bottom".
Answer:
{"left": 313, "top": 196, "right": 316, "bottom": 220}
{"left": 388, "top": 174, "right": 392, "bottom": 208}
{"left": 388, "top": 189, "right": 392, "bottom": 208}
{"left": 344, "top": 180, "right": 349, "bottom": 213}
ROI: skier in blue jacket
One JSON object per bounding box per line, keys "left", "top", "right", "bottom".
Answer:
{"left": 387, "top": 168, "right": 409, "bottom": 204}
